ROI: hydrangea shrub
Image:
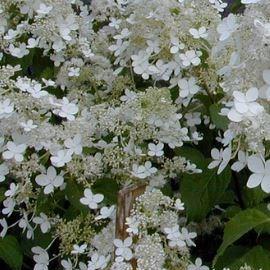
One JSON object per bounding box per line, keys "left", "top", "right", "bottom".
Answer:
{"left": 0, "top": 0, "right": 269, "bottom": 269}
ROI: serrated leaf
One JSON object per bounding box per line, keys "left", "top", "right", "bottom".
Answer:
{"left": 214, "top": 209, "right": 270, "bottom": 265}
{"left": 216, "top": 245, "right": 270, "bottom": 270}
{"left": 182, "top": 164, "right": 231, "bottom": 221}
{"left": 0, "top": 235, "right": 23, "bottom": 270}
{"left": 215, "top": 245, "right": 249, "bottom": 270}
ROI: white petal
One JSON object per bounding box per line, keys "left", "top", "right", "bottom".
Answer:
{"left": 44, "top": 184, "right": 54, "bottom": 194}
{"left": 93, "top": 194, "right": 104, "bottom": 203}
{"left": 217, "top": 160, "right": 229, "bottom": 174}
{"left": 263, "top": 69, "right": 270, "bottom": 85}
{"left": 233, "top": 91, "right": 245, "bottom": 102}
{"left": 231, "top": 161, "right": 245, "bottom": 172}
{"left": 35, "top": 175, "right": 50, "bottom": 186}
{"left": 211, "top": 148, "right": 220, "bottom": 160}
{"left": 208, "top": 160, "right": 220, "bottom": 169}
{"left": 84, "top": 188, "right": 93, "bottom": 198}
{"left": 124, "top": 237, "right": 132, "bottom": 247}
{"left": 261, "top": 175, "right": 270, "bottom": 193}
{"left": 228, "top": 109, "right": 243, "bottom": 122}
{"left": 114, "top": 239, "right": 123, "bottom": 248}
{"left": 234, "top": 101, "right": 248, "bottom": 114}
{"left": 53, "top": 176, "right": 64, "bottom": 187}
{"left": 2, "top": 151, "right": 13, "bottom": 160}
{"left": 247, "top": 155, "right": 265, "bottom": 174}
{"left": 47, "top": 166, "right": 57, "bottom": 179}
{"left": 246, "top": 87, "right": 258, "bottom": 102}
{"left": 170, "top": 46, "right": 179, "bottom": 54}
{"left": 80, "top": 197, "right": 90, "bottom": 205}
{"left": 247, "top": 173, "right": 263, "bottom": 188}
{"left": 89, "top": 202, "right": 98, "bottom": 209}
{"left": 222, "top": 147, "right": 231, "bottom": 161}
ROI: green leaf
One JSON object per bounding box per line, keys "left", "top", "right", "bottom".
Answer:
{"left": 214, "top": 209, "right": 270, "bottom": 265}
{"left": 0, "top": 187, "right": 6, "bottom": 203}
{"left": 243, "top": 186, "right": 269, "bottom": 208}
{"left": 254, "top": 204, "right": 270, "bottom": 235}
{"left": 65, "top": 179, "right": 85, "bottom": 211}
{"left": 181, "top": 163, "right": 231, "bottom": 221}
{"left": 215, "top": 245, "right": 249, "bottom": 270}
{"left": 216, "top": 245, "right": 270, "bottom": 270}
{"left": 0, "top": 235, "right": 23, "bottom": 270}
{"left": 209, "top": 104, "right": 229, "bottom": 130}
{"left": 92, "top": 179, "right": 119, "bottom": 205}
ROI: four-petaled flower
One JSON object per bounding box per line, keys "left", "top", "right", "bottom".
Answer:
{"left": 187, "top": 258, "right": 209, "bottom": 270}
{"left": 36, "top": 3, "right": 53, "bottom": 15}
{"left": 148, "top": 142, "right": 164, "bottom": 157}
{"left": 180, "top": 50, "right": 201, "bottom": 67}
{"left": 61, "top": 258, "right": 73, "bottom": 270}
{"left": 50, "top": 149, "right": 72, "bottom": 167}
{"left": 217, "top": 14, "right": 238, "bottom": 41}
{"left": 71, "top": 244, "right": 87, "bottom": 255}
{"left": 68, "top": 67, "right": 80, "bottom": 77}
{"left": 180, "top": 227, "right": 197, "bottom": 247}
{"left": 0, "top": 99, "right": 14, "bottom": 119}
{"left": 164, "top": 225, "right": 186, "bottom": 248}
{"left": 228, "top": 87, "right": 264, "bottom": 122}
{"left": 3, "top": 141, "right": 27, "bottom": 162}
{"left": 5, "top": 183, "right": 18, "bottom": 197}
{"left": 132, "top": 161, "right": 157, "bottom": 179}
{"left": 32, "top": 246, "right": 49, "bottom": 270}
{"left": 208, "top": 146, "right": 231, "bottom": 174}
{"left": 95, "top": 206, "right": 115, "bottom": 220}
{"left": 87, "top": 253, "right": 109, "bottom": 270}
{"left": 178, "top": 77, "right": 200, "bottom": 98}
{"left": 189, "top": 27, "right": 208, "bottom": 39}
{"left": 80, "top": 188, "right": 104, "bottom": 209}
{"left": 33, "top": 213, "right": 51, "bottom": 233}
{"left": 53, "top": 97, "right": 78, "bottom": 121}
{"left": 20, "top": 120, "right": 38, "bottom": 132}
{"left": 35, "top": 166, "right": 64, "bottom": 194}
{"left": 175, "top": 198, "right": 185, "bottom": 210}
{"left": 64, "top": 135, "right": 82, "bottom": 155}
{"left": 114, "top": 237, "right": 133, "bottom": 261}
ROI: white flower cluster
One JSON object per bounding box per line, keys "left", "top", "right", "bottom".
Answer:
{"left": 121, "top": 189, "right": 194, "bottom": 270}
{"left": 207, "top": 0, "right": 270, "bottom": 193}
{"left": 0, "top": 0, "right": 265, "bottom": 269}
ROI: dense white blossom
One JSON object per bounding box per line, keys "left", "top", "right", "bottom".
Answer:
{"left": 0, "top": 0, "right": 263, "bottom": 269}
